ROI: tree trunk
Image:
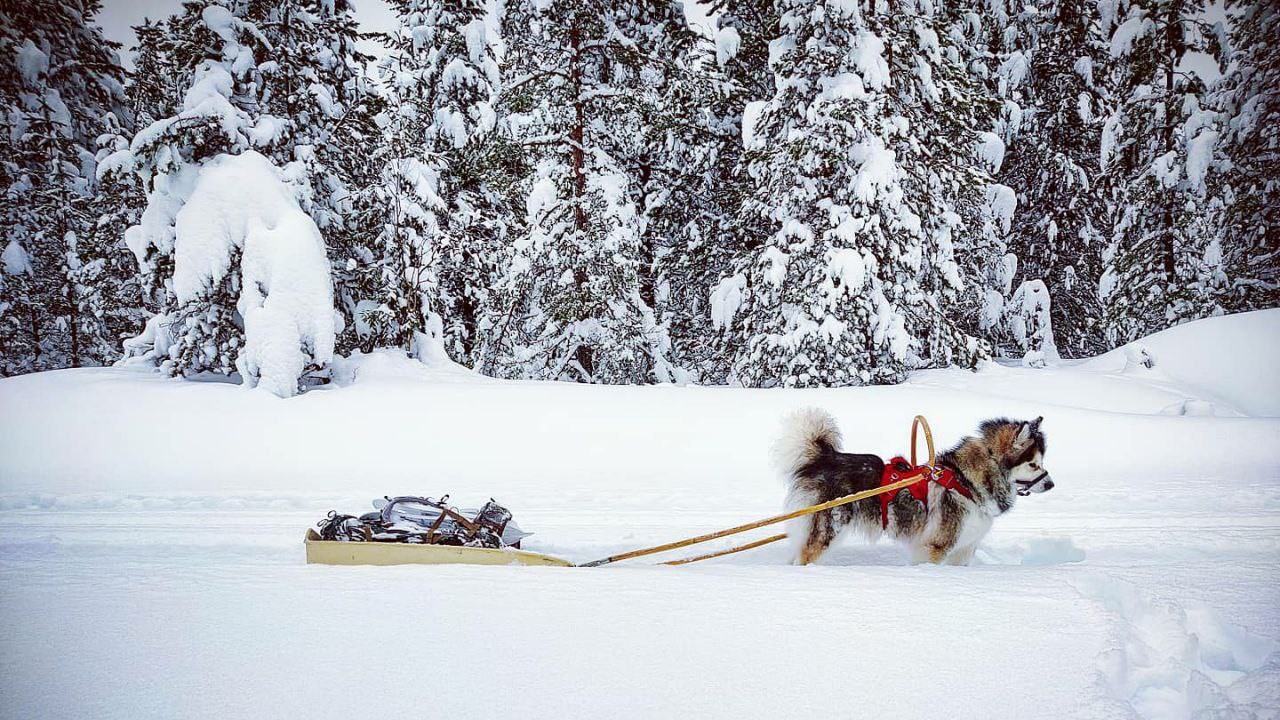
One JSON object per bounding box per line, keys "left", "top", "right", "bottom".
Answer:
{"left": 459, "top": 242, "right": 477, "bottom": 361}
{"left": 68, "top": 274, "right": 80, "bottom": 368}
{"left": 569, "top": 20, "right": 593, "bottom": 382}
{"left": 29, "top": 306, "right": 41, "bottom": 365}
{"left": 637, "top": 160, "right": 655, "bottom": 311}
{"left": 1160, "top": 4, "right": 1179, "bottom": 284}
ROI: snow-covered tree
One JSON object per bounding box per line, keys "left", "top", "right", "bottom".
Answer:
{"left": 483, "top": 0, "right": 691, "bottom": 384}
{"left": 1098, "top": 0, "right": 1224, "bottom": 345}
{"left": 236, "top": 0, "right": 382, "bottom": 354}
{"left": 356, "top": 0, "right": 507, "bottom": 363}
{"left": 1204, "top": 0, "right": 1280, "bottom": 311}
{"left": 105, "top": 2, "right": 335, "bottom": 396}
{"left": 650, "top": 1, "right": 780, "bottom": 384}
{"left": 648, "top": 57, "right": 742, "bottom": 384}
{"left": 989, "top": 0, "right": 1112, "bottom": 357}
{"left": 720, "top": 0, "right": 991, "bottom": 387}
{"left": 0, "top": 0, "right": 128, "bottom": 374}
{"left": 126, "top": 18, "right": 180, "bottom": 127}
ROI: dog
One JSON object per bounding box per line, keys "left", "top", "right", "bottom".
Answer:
{"left": 775, "top": 409, "right": 1053, "bottom": 566}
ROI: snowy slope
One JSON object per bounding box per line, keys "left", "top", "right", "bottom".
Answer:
{"left": 1, "top": 311, "right": 1278, "bottom": 719}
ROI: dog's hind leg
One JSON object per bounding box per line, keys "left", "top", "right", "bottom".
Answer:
{"left": 793, "top": 508, "right": 837, "bottom": 565}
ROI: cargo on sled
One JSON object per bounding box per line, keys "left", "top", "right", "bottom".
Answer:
{"left": 304, "top": 495, "right": 572, "bottom": 567}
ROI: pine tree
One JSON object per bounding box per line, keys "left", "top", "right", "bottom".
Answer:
{"left": 654, "top": 1, "right": 779, "bottom": 384}
{"left": 484, "top": 0, "right": 690, "bottom": 384}
{"left": 994, "top": 0, "right": 1112, "bottom": 357}
{"left": 1098, "top": 0, "right": 1223, "bottom": 345}
{"left": 236, "top": 0, "right": 382, "bottom": 354}
{"left": 358, "top": 0, "right": 506, "bottom": 363}
{"left": 612, "top": 2, "right": 708, "bottom": 383}
{"left": 722, "top": 0, "right": 991, "bottom": 387}
{"left": 1205, "top": 0, "right": 1280, "bottom": 310}
{"left": 0, "top": 0, "right": 128, "bottom": 374}
{"left": 83, "top": 110, "right": 148, "bottom": 362}
{"left": 127, "top": 18, "right": 180, "bottom": 126}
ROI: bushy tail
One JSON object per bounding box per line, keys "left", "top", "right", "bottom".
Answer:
{"left": 771, "top": 407, "right": 842, "bottom": 480}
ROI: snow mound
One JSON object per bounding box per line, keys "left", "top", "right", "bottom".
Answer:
{"left": 1017, "top": 536, "right": 1086, "bottom": 565}
{"left": 913, "top": 309, "right": 1279, "bottom": 417}
{"left": 978, "top": 536, "right": 1086, "bottom": 565}
{"left": 174, "top": 151, "right": 334, "bottom": 397}
{"left": 1084, "top": 309, "right": 1280, "bottom": 417}
{"left": 329, "top": 348, "right": 488, "bottom": 388}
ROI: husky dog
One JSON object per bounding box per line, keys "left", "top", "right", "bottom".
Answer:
{"left": 776, "top": 409, "right": 1053, "bottom": 566}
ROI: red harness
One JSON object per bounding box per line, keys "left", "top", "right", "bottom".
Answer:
{"left": 879, "top": 456, "right": 973, "bottom": 529}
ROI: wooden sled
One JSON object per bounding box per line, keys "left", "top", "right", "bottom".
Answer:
{"left": 304, "top": 529, "right": 573, "bottom": 567}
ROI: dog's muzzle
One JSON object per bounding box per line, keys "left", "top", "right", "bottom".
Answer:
{"left": 1015, "top": 471, "right": 1053, "bottom": 496}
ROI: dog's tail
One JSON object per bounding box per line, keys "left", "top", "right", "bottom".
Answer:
{"left": 774, "top": 408, "right": 842, "bottom": 565}
{"left": 772, "top": 407, "right": 841, "bottom": 480}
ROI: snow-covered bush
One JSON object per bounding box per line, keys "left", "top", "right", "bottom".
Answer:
{"left": 1006, "top": 280, "right": 1060, "bottom": 367}
{"left": 120, "top": 152, "right": 335, "bottom": 397}
{"left": 101, "top": 2, "right": 355, "bottom": 397}
{"left": 180, "top": 152, "right": 334, "bottom": 396}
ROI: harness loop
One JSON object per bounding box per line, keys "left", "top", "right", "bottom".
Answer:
{"left": 911, "top": 415, "right": 936, "bottom": 468}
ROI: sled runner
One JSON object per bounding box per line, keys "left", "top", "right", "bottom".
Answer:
{"left": 304, "top": 529, "right": 573, "bottom": 567}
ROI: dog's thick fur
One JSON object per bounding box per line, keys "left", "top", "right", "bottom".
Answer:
{"left": 776, "top": 409, "right": 1053, "bottom": 566}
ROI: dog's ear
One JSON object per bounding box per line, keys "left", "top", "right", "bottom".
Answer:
{"left": 1015, "top": 421, "right": 1033, "bottom": 447}
{"left": 1030, "top": 416, "right": 1043, "bottom": 432}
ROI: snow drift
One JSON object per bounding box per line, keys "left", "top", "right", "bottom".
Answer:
{"left": 1082, "top": 309, "right": 1280, "bottom": 417}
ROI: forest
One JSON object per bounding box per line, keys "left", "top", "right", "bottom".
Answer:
{"left": 0, "top": 0, "right": 1275, "bottom": 394}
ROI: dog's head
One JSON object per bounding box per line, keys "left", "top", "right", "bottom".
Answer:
{"left": 980, "top": 416, "right": 1053, "bottom": 496}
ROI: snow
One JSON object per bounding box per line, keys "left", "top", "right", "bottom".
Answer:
{"left": 976, "top": 131, "right": 1006, "bottom": 172}
{"left": 173, "top": 151, "right": 335, "bottom": 397}
{"left": 1081, "top": 309, "right": 1280, "bottom": 417}
{"left": 2, "top": 311, "right": 1279, "bottom": 718}
{"left": 850, "top": 138, "right": 898, "bottom": 204}
{"left": 853, "top": 30, "right": 890, "bottom": 90}
{"left": 2, "top": 239, "right": 32, "bottom": 275}
{"left": 710, "top": 273, "right": 746, "bottom": 331}
{"left": 1101, "top": 112, "right": 1122, "bottom": 173}
{"left": 1007, "top": 279, "right": 1060, "bottom": 366}
{"left": 1151, "top": 151, "right": 1180, "bottom": 188}
{"left": 985, "top": 183, "right": 1017, "bottom": 234}
{"left": 827, "top": 247, "right": 867, "bottom": 296}
{"left": 1110, "top": 15, "right": 1152, "bottom": 58}
{"left": 200, "top": 5, "right": 238, "bottom": 46}
{"left": 1185, "top": 129, "right": 1218, "bottom": 194}
{"left": 817, "top": 72, "right": 867, "bottom": 102}
{"left": 14, "top": 39, "right": 48, "bottom": 86}
{"left": 714, "top": 25, "right": 740, "bottom": 67}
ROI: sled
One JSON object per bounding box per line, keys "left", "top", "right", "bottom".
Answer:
{"left": 304, "top": 529, "right": 574, "bottom": 567}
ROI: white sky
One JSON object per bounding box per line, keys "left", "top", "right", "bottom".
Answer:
{"left": 98, "top": 0, "right": 398, "bottom": 68}
{"left": 97, "top": 1, "right": 1215, "bottom": 81}
{"left": 99, "top": 0, "right": 716, "bottom": 69}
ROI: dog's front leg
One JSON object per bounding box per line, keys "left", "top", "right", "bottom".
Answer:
{"left": 908, "top": 542, "right": 953, "bottom": 565}
{"left": 944, "top": 544, "right": 978, "bottom": 566}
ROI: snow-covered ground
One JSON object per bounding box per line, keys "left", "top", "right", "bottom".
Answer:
{"left": 1, "top": 310, "right": 1278, "bottom": 719}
